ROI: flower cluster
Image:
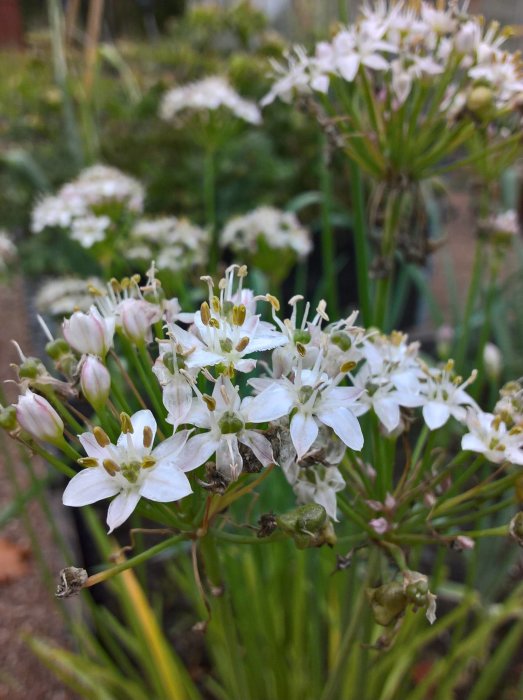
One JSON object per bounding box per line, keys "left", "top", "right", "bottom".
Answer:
{"left": 36, "top": 276, "right": 103, "bottom": 316}
{"left": 127, "top": 217, "right": 210, "bottom": 272}
{"left": 263, "top": 1, "right": 523, "bottom": 113}
{"left": 160, "top": 76, "right": 262, "bottom": 126}
{"left": 0, "top": 230, "right": 17, "bottom": 274}
{"left": 220, "top": 206, "right": 312, "bottom": 259}
{"left": 31, "top": 165, "right": 144, "bottom": 247}
{"left": 8, "top": 263, "right": 523, "bottom": 536}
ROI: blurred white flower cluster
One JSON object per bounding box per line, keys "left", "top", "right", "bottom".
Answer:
{"left": 31, "top": 165, "right": 145, "bottom": 247}
{"left": 160, "top": 75, "right": 262, "bottom": 125}
{"left": 0, "top": 230, "right": 16, "bottom": 273}
{"left": 127, "top": 217, "right": 210, "bottom": 272}
{"left": 263, "top": 1, "right": 523, "bottom": 113}
{"left": 10, "top": 264, "right": 523, "bottom": 532}
{"left": 36, "top": 276, "right": 103, "bottom": 316}
{"left": 220, "top": 206, "right": 312, "bottom": 258}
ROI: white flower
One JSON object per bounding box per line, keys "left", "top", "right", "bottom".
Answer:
{"left": 0, "top": 231, "right": 17, "bottom": 272}
{"left": 181, "top": 376, "right": 275, "bottom": 481}
{"left": 36, "top": 276, "right": 103, "bottom": 316}
{"left": 220, "top": 206, "right": 312, "bottom": 258}
{"left": 461, "top": 409, "right": 523, "bottom": 465}
{"left": 70, "top": 215, "right": 111, "bottom": 248}
{"left": 331, "top": 27, "right": 395, "bottom": 82}
{"left": 293, "top": 465, "right": 345, "bottom": 521}
{"left": 247, "top": 359, "right": 364, "bottom": 459}
{"left": 160, "top": 76, "right": 261, "bottom": 125}
{"left": 419, "top": 362, "right": 477, "bottom": 430}
{"left": 63, "top": 410, "right": 193, "bottom": 532}
{"left": 168, "top": 265, "right": 288, "bottom": 374}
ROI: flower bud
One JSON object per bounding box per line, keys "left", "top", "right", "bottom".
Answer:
{"left": 0, "top": 405, "right": 17, "bottom": 430}
{"left": 119, "top": 299, "right": 161, "bottom": 345}
{"left": 15, "top": 390, "right": 64, "bottom": 444}
{"left": 46, "top": 338, "right": 70, "bottom": 360}
{"left": 79, "top": 355, "right": 111, "bottom": 412}
{"left": 63, "top": 306, "right": 114, "bottom": 357}
{"left": 483, "top": 343, "right": 502, "bottom": 381}
{"left": 467, "top": 86, "right": 493, "bottom": 114}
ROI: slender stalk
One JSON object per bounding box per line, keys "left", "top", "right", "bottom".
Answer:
{"left": 348, "top": 159, "right": 372, "bottom": 325}
{"left": 454, "top": 239, "right": 485, "bottom": 370}
{"left": 320, "top": 135, "right": 338, "bottom": 316}
{"left": 374, "top": 188, "right": 404, "bottom": 330}
{"left": 204, "top": 146, "right": 218, "bottom": 272}
{"left": 85, "top": 534, "right": 186, "bottom": 588}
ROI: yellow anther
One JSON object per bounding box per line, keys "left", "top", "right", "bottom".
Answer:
{"left": 340, "top": 361, "right": 356, "bottom": 373}
{"left": 201, "top": 301, "right": 211, "bottom": 326}
{"left": 120, "top": 412, "right": 134, "bottom": 434}
{"left": 235, "top": 337, "right": 250, "bottom": 352}
{"left": 233, "top": 304, "right": 247, "bottom": 326}
{"left": 121, "top": 277, "right": 130, "bottom": 290}
{"left": 209, "top": 318, "right": 220, "bottom": 329}
{"left": 266, "top": 294, "right": 280, "bottom": 311}
{"left": 203, "top": 394, "right": 216, "bottom": 411}
{"left": 110, "top": 278, "right": 121, "bottom": 293}
{"left": 296, "top": 342, "right": 306, "bottom": 357}
{"left": 103, "top": 459, "right": 119, "bottom": 476}
{"left": 77, "top": 457, "right": 99, "bottom": 467}
{"left": 93, "top": 426, "right": 111, "bottom": 447}
{"left": 142, "top": 456, "right": 156, "bottom": 469}
{"left": 211, "top": 296, "right": 221, "bottom": 314}
{"left": 143, "top": 426, "right": 153, "bottom": 448}
{"left": 238, "top": 265, "right": 248, "bottom": 278}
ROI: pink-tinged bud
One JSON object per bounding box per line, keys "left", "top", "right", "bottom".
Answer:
{"left": 63, "top": 306, "right": 114, "bottom": 357}
{"left": 15, "top": 390, "right": 64, "bottom": 444}
{"left": 119, "top": 299, "right": 161, "bottom": 345}
{"left": 80, "top": 355, "right": 111, "bottom": 412}
{"left": 370, "top": 517, "right": 390, "bottom": 535}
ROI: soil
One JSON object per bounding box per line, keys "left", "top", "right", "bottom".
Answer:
{"left": 0, "top": 277, "right": 75, "bottom": 700}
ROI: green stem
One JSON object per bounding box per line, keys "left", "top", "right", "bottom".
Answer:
{"left": 455, "top": 239, "right": 484, "bottom": 370}
{"left": 204, "top": 146, "right": 218, "bottom": 272}
{"left": 348, "top": 159, "right": 372, "bottom": 325}
{"left": 374, "top": 189, "right": 404, "bottom": 330}
{"left": 86, "top": 534, "right": 186, "bottom": 587}
{"left": 320, "top": 135, "right": 338, "bottom": 316}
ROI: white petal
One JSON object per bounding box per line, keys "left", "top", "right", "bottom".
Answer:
{"left": 185, "top": 349, "right": 224, "bottom": 368}
{"left": 63, "top": 468, "right": 119, "bottom": 507}
{"left": 139, "top": 463, "right": 192, "bottom": 502}
{"left": 152, "top": 429, "right": 191, "bottom": 461}
{"left": 216, "top": 436, "right": 243, "bottom": 481}
{"left": 239, "top": 431, "right": 275, "bottom": 467}
{"left": 290, "top": 411, "right": 319, "bottom": 459}
{"left": 374, "top": 397, "right": 400, "bottom": 433}
{"left": 163, "top": 376, "right": 193, "bottom": 428}
{"left": 245, "top": 334, "right": 288, "bottom": 353}
{"left": 79, "top": 432, "right": 110, "bottom": 461}
{"left": 246, "top": 383, "right": 294, "bottom": 423}
{"left": 423, "top": 401, "right": 450, "bottom": 430}
{"left": 181, "top": 432, "right": 220, "bottom": 472}
{"left": 317, "top": 406, "right": 364, "bottom": 451}
{"left": 337, "top": 54, "right": 360, "bottom": 81}
{"left": 106, "top": 490, "right": 141, "bottom": 532}
{"left": 117, "top": 409, "right": 157, "bottom": 450}
{"left": 461, "top": 434, "right": 487, "bottom": 454}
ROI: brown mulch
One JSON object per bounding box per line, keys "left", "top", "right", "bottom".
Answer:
{"left": 0, "top": 277, "right": 75, "bottom": 700}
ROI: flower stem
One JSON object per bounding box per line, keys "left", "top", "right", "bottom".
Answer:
{"left": 349, "top": 159, "right": 372, "bottom": 325}
{"left": 84, "top": 534, "right": 186, "bottom": 588}
{"left": 204, "top": 146, "right": 218, "bottom": 273}
{"left": 320, "top": 134, "right": 339, "bottom": 316}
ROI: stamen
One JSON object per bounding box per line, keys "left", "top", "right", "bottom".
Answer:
{"left": 143, "top": 426, "right": 153, "bottom": 448}
{"left": 203, "top": 394, "right": 216, "bottom": 411}
{"left": 77, "top": 457, "right": 99, "bottom": 467}
{"left": 201, "top": 301, "right": 211, "bottom": 325}
{"left": 120, "top": 412, "right": 134, "bottom": 434}
{"left": 103, "top": 459, "right": 119, "bottom": 476}
{"left": 235, "top": 337, "right": 249, "bottom": 352}
{"left": 93, "top": 426, "right": 111, "bottom": 447}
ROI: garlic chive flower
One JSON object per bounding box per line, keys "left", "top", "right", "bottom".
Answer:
{"left": 63, "top": 410, "right": 193, "bottom": 532}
